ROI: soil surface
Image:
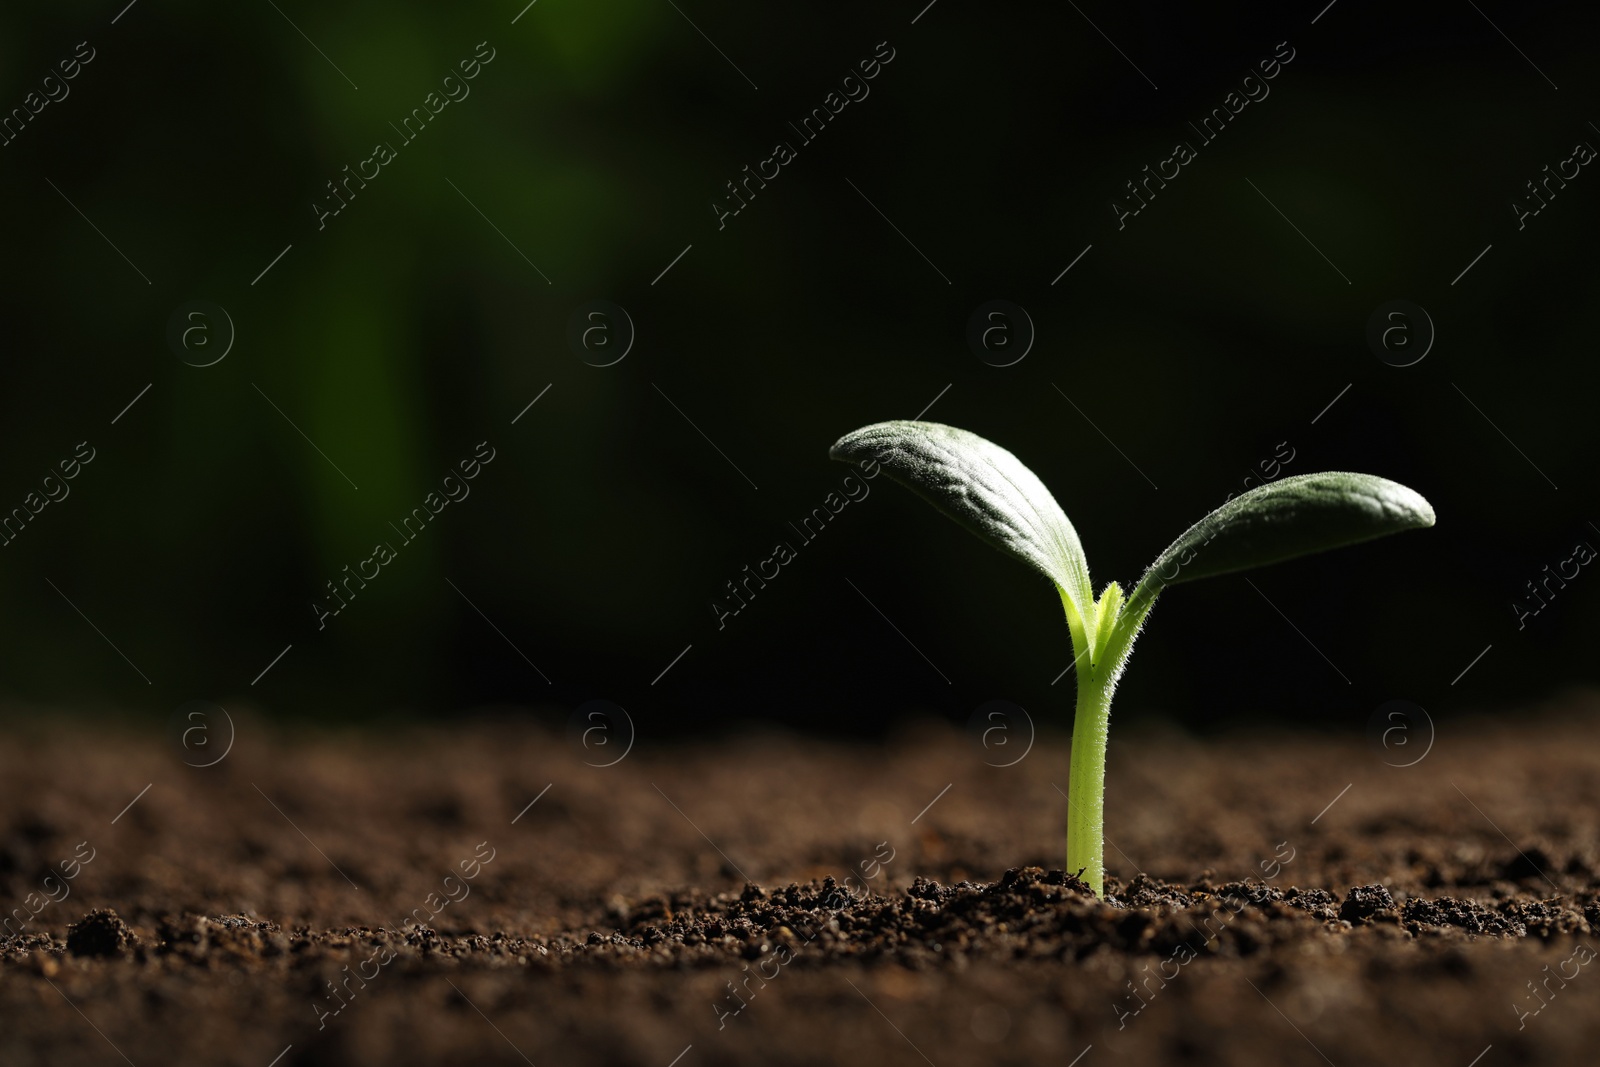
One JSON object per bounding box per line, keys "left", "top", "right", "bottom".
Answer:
{"left": 3, "top": 696, "right": 1599, "bottom": 1066}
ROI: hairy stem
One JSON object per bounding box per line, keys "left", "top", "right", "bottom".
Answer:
{"left": 1065, "top": 595, "right": 1153, "bottom": 898}
{"left": 1067, "top": 662, "right": 1113, "bottom": 896}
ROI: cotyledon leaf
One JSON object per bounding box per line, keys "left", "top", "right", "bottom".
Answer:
{"left": 1129, "top": 471, "right": 1436, "bottom": 608}
{"left": 829, "top": 420, "right": 1097, "bottom": 633}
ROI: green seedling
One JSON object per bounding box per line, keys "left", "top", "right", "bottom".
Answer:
{"left": 830, "top": 420, "right": 1435, "bottom": 896}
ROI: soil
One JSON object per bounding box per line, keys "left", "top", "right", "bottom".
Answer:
{"left": 3, "top": 696, "right": 1600, "bottom": 1067}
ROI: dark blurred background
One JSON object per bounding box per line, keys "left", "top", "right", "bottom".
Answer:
{"left": 0, "top": 0, "right": 1593, "bottom": 737}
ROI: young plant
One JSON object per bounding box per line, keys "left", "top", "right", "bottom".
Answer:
{"left": 830, "top": 420, "right": 1435, "bottom": 897}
